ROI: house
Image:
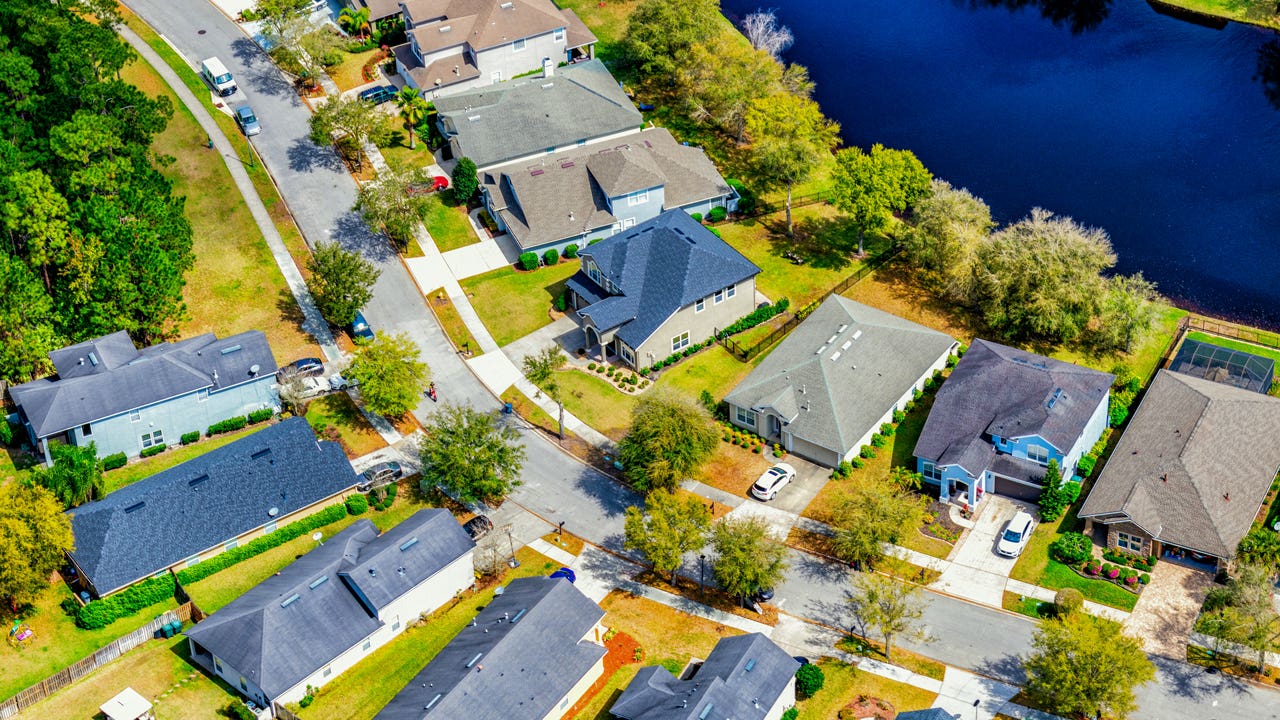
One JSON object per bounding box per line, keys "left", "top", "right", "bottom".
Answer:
{"left": 433, "top": 59, "right": 640, "bottom": 170}
{"left": 609, "top": 633, "right": 799, "bottom": 720}
{"left": 352, "top": 0, "right": 404, "bottom": 22}
{"left": 1078, "top": 369, "right": 1280, "bottom": 570}
{"left": 8, "top": 330, "right": 278, "bottom": 465}
{"left": 391, "top": 0, "right": 597, "bottom": 97}
{"left": 913, "top": 339, "right": 1113, "bottom": 506}
{"left": 895, "top": 710, "right": 957, "bottom": 720}
{"left": 374, "top": 575, "right": 607, "bottom": 720}
{"left": 565, "top": 211, "right": 760, "bottom": 370}
{"left": 1168, "top": 338, "right": 1275, "bottom": 394}
{"left": 724, "top": 297, "right": 957, "bottom": 468}
{"left": 66, "top": 417, "right": 357, "bottom": 598}
{"left": 185, "top": 509, "right": 475, "bottom": 710}
{"left": 480, "top": 127, "right": 738, "bottom": 254}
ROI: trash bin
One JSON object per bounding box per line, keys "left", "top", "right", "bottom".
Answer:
{"left": 161, "top": 623, "right": 174, "bottom": 638}
{"left": 503, "top": 402, "right": 513, "bottom": 414}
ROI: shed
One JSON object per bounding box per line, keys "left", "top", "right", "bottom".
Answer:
{"left": 99, "top": 687, "right": 153, "bottom": 720}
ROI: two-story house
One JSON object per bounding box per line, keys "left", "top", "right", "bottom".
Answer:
{"left": 8, "top": 330, "right": 278, "bottom": 465}
{"left": 913, "top": 339, "right": 1113, "bottom": 506}
{"left": 480, "top": 127, "right": 739, "bottom": 256}
{"left": 564, "top": 211, "right": 760, "bottom": 370}
{"left": 391, "top": 0, "right": 596, "bottom": 97}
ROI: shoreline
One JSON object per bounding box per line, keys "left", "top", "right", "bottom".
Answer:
{"left": 1147, "top": 0, "right": 1280, "bottom": 32}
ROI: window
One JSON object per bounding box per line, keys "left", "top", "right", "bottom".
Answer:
{"left": 214, "top": 657, "right": 223, "bottom": 673}
{"left": 921, "top": 461, "right": 942, "bottom": 483}
{"left": 81, "top": 423, "right": 92, "bottom": 437}
{"left": 620, "top": 346, "right": 634, "bottom": 365}
{"left": 588, "top": 264, "right": 601, "bottom": 285}
{"left": 621, "top": 217, "right": 635, "bottom": 230}
{"left": 264, "top": 521, "right": 278, "bottom": 534}
{"left": 197, "top": 388, "right": 208, "bottom": 402}
{"left": 363, "top": 640, "right": 372, "bottom": 651}
{"left": 140, "top": 430, "right": 163, "bottom": 448}
{"left": 553, "top": 27, "right": 565, "bottom": 43}
{"left": 628, "top": 189, "right": 649, "bottom": 206}
{"left": 239, "top": 676, "right": 248, "bottom": 692}
{"left": 185, "top": 555, "right": 201, "bottom": 568}
{"left": 512, "top": 38, "right": 526, "bottom": 51}
{"left": 695, "top": 298, "right": 705, "bottom": 312}
{"left": 392, "top": 620, "right": 401, "bottom": 632}
{"left": 671, "top": 332, "right": 690, "bottom": 352}
{"left": 714, "top": 289, "right": 724, "bottom": 304}
{"left": 1117, "top": 532, "right": 1142, "bottom": 552}
{"left": 735, "top": 407, "right": 756, "bottom": 428}
{"left": 129, "top": 409, "right": 141, "bottom": 422}
{"left": 726, "top": 284, "right": 736, "bottom": 299}
{"left": 490, "top": 70, "right": 503, "bottom": 84}
{"left": 1027, "top": 444, "right": 1050, "bottom": 464}
{"left": 322, "top": 666, "right": 332, "bottom": 677}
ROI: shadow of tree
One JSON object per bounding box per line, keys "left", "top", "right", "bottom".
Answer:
{"left": 767, "top": 214, "right": 861, "bottom": 271}
{"left": 1257, "top": 39, "right": 1280, "bottom": 111}
{"left": 286, "top": 136, "right": 344, "bottom": 174}
{"left": 966, "top": 0, "right": 1113, "bottom": 34}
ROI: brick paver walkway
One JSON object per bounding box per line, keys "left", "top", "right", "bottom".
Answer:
{"left": 1124, "top": 560, "right": 1213, "bottom": 658}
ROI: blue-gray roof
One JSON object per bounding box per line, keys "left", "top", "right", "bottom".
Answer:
{"left": 610, "top": 633, "right": 799, "bottom": 720}
{"left": 896, "top": 710, "right": 957, "bottom": 720}
{"left": 9, "top": 330, "right": 277, "bottom": 439}
{"left": 68, "top": 417, "right": 356, "bottom": 596}
{"left": 573, "top": 211, "right": 759, "bottom": 349}
{"left": 184, "top": 509, "right": 474, "bottom": 700}
{"left": 374, "top": 576, "right": 605, "bottom": 720}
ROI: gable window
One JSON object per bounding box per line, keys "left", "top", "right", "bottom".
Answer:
{"left": 214, "top": 657, "right": 223, "bottom": 673}
{"left": 129, "top": 409, "right": 141, "bottom": 422}
{"left": 713, "top": 289, "right": 724, "bottom": 304}
{"left": 1027, "top": 444, "right": 1050, "bottom": 464}
{"left": 735, "top": 407, "right": 756, "bottom": 428}
{"left": 621, "top": 217, "right": 635, "bottom": 230}
{"left": 671, "top": 332, "right": 690, "bottom": 352}
{"left": 197, "top": 388, "right": 209, "bottom": 402}
{"left": 512, "top": 38, "right": 526, "bottom": 52}
{"left": 553, "top": 27, "right": 565, "bottom": 43}
{"left": 588, "top": 264, "right": 602, "bottom": 285}
{"left": 140, "top": 430, "right": 163, "bottom": 448}
{"left": 363, "top": 639, "right": 373, "bottom": 651}
{"left": 81, "top": 423, "right": 92, "bottom": 437}
{"left": 726, "top": 284, "right": 736, "bottom": 299}
{"left": 695, "top": 298, "right": 705, "bottom": 312}
{"left": 322, "top": 666, "right": 332, "bottom": 677}
{"left": 628, "top": 189, "right": 649, "bottom": 206}
{"left": 1117, "top": 532, "right": 1142, "bottom": 552}
{"left": 921, "top": 461, "right": 942, "bottom": 482}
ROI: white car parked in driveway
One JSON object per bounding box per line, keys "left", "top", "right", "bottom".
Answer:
{"left": 750, "top": 463, "right": 797, "bottom": 501}
{"left": 996, "top": 510, "right": 1036, "bottom": 557}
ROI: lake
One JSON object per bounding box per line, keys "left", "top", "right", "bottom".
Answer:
{"left": 719, "top": 0, "right": 1280, "bottom": 328}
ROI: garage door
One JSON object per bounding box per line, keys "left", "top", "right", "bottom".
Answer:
{"left": 994, "top": 475, "right": 1042, "bottom": 501}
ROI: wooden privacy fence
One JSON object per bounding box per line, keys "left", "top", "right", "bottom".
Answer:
{"left": 274, "top": 703, "right": 304, "bottom": 720}
{"left": 0, "top": 602, "right": 201, "bottom": 719}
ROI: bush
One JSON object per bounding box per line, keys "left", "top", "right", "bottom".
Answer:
{"left": 859, "top": 446, "right": 876, "bottom": 459}
{"left": 180, "top": 431, "right": 200, "bottom": 445}
{"left": 564, "top": 243, "right": 579, "bottom": 259}
{"left": 690, "top": 212, "right": 703, "bottom": 223}
{"left": 1049, "top": 532, "right": 1092, "bottom": 565}
{"left": 225, "top": 702, "right": 256, "bottom": 720}
{"left": 1054, "top": 587, "right": 1084, "bottom": 616}
{"left": 208, "top": 416, "right": 248, "bottom": 436}
{"left": 588, "top": 238, "right": 602, "bottom": 245}
{"left": 782, "top": 709, "right": 799, "bottom": 720}
{"left": 0, "top": 420, "right": 11, "bottom": 447}
{"left": 588, "top": 362, "right": 597, "bottom": 371}
{"left": 870, "top": 434, "right": 887, "bottom": 448}
{"left": 139, "top": 444, "right": 166, "bottom": 458}
{"left": 518, "top": 251, "right": 539, "bottom": 271}
{"left": 796, "top": 663, "right": 825, "bottom": 699}
{"left": 543, "top": 248, "right": 559, "bottom": 266}
{"left": 554, "top": 291, "right": 567, "bottom": 312}
{"left": 77, "top": 573, "right": 177, "bottom": 629}
{"left": 1139, "top": 573, "right": 1150, "bottom": 584}
{"left": 247, "top": 408, "right": 274, "bottom": 424}
{"left": 174, "top": 504, "right": 348, "bottom": 586}
{"left": 1076, "top": 453, "right": 1097, "bottom": 478}
{"left": 707, "top": 227, "right": 722, "bottom": 238}
{"left": 892, "top": 409, "right": 906, "bottom": 423}
{"left": 102, "top": 452, "right": 128, "bottom": 471}
{"left": 849, "top": 457, "right": 865, "bottom": 469}
{"left": 345, "top": 494, "right": 369, "bottom": 515}
{"left": 946, "top": 353, "right": 960, "bottom": 368}
{"left": 880, "top": 422, "right": 896, "bottom": 437}
{"left": 707, "top": 206, "right": 727, "bottom": 223}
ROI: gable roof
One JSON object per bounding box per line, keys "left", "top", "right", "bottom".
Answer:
{"left": 481, "top": 128, "right": 734, "bottom": 250}
{"left": 610, "top": 633, "right": 799, "bottom": 720}
{"left": 896, "top": 710, "right": 958, "bottom": 720}
{"left": 914, "top": 339, "right": 1113, "bottom": 476}
{"left": 568, "top": 211, "right": 759, "bottom": 349}
{"left": 401, "top": 0, "right": 588, "bottom": 53}
{"left": 434, "top": 60, "right": 640, "bottom": 169}
{"left": 724, "top": 297, "right": 955, "bottom": 458}
{"left": 67, "top": 418, "right": 356, "bottom": 596}
{"left": 10, "top": 330, "right": 277, "bottom": 439}
{"left": 374, "top": 576, "right": 605, "bottom": 720}
{"left": 184, "top": 510, "right": 473, "bottom": 700}
{"left": 1078, "top": 370, "right": 1280, "bottom": 558}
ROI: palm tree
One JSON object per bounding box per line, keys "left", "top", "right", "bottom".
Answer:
{"left": 338, "top": 6, "right": 371, "bottom": 39}
{"left": 396, "top": 86, "right": 428, "bottom": 150}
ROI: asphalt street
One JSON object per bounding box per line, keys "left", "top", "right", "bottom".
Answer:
{"left": 120, "top": 3, "right": 1280, "bottom": 717}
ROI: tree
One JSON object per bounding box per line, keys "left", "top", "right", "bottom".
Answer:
{"left": 0, "top": 482, "right": 74, "bottom": 609}
{"left": 623, "top": 491, "right": 711, "bottom": 584}
{"left": 742, "top": 9, "right": 794, "bottom": 60}
{"left": 623, "top": 0, "right": 722, "bottom": 77}
{"left": 901, "top": 179, "right": 993, "bottom": 300}
{"left": 847, "top": 573, "right": 930, "bottom": 661}
{"left": 0, "top": 252, "right": 59, "bottom": 382}
{"left": 678, "top": 38, "right": 781, "bottom": 141}
{"left": 338, "top": 6, "right": 371, "bottom": 39}
{"left": 274, "top": 18, "right": 348, "bottom": 89}
{"left": 1023, "top": 614, "right": 1154, "bottom": 719}
{"left": 309, "top": 95, "right": 392, "bottom": 172}
{"left": 418, "top": 404, "right": 525, "bottom": 505}
{"left": 794, "top": 663, "right": 824, "bottom": 699}
{"left": 396, "top": 87, "right": 428, "bottom": 150}
{"left": 252, "top": 0, "right": 311, "bottom": 40}
{"left": 1093, "top": 273, "right": 1162, "bottom": 354}
{"left": 1224, "top": 562, "right": 1280, "bottom": 672}
{"left": 743, "top": 93, "right": 841, "bottom": 236}
{"left": 355, "top": 166, "right": 436, "bottom": 245}
{"left": 617, "top": 391, "right": 720, "bottom": 492}
{"left": 306, "top": 241, "right": 380, "bottom": 327}
{"left": 1035, "top": 459, "right": 1076, "bottom": 522}
{"left": 711, "top": 515, "right": 788, "bottom": 605}
{"left": 522, "top": 345, "right": 566, "bottom": 440}
{"left": 451, "top": 157, "right": 479, "bottom": 204}
{"left": 829, "top": 468, "right": 924, "bottom": 569}
{"left": 345, "top": 331, "right": 429, "bottom": 417}
{"left": 31, "top": 442, "right": 103, "bottom": 508}
{"left": 1237, "top": 527, "right": 1280, "bottom": 571}
{"left": 831, "top": 144, "right": 932, "bottom": 255}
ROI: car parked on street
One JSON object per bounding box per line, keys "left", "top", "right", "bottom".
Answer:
{"left": 351, "top": 311, "right": 374, "bottom": 343}
{"left": 357, "top": 461, "right": 404, "bottom": 491}
{"left": 463, "top": 514, "right": 493, "bottom": 541}
{"left": 749, "top": 463, "right": 797, "bottom": 501}
{"left": 358, "top": 85, "right": 398, "bottom": 105}
{"left": 234, "top": 105, "right": 261, "bottom": 136}
{"left": 279, "top": 357, "right": 324, "bottom": 379}
{"left": 996, "top": 510, "right": 1036, "bottom": 557}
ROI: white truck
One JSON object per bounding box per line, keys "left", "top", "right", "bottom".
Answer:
{"left": 200, "top": 57, "right": 237, "bottom": 96}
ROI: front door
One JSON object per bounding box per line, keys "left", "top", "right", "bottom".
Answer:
{"left": 767, "top": 414, "right": 782, "bottom": 439}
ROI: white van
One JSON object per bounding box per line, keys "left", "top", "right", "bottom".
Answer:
{"left": 200, "top": 57, "right": 237, "bottom": 96}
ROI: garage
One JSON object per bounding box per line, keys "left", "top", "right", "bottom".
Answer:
{"left": 994, "top": 474, "right": 1043, "bottom": 501}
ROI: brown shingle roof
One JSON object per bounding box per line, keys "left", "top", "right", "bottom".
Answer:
{"left": 403, "top": 0, "right": 572, "bottom": 54}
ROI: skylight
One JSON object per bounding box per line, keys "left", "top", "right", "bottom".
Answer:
{"left": 699, "top": 704, "right": 715, "bottom": 720}
{"left": 400, "top": 537, "right": 419, "bottom": 551}
{"left": 466, "top": 652, "right": 484, "bottom": 668}
{"left": 309, "top": 575, "right": 329, "bottom": 590}
{"left": 510, "top": 608, "right": 528, "bottom": 624}
{"left": 280, "top": 594, "right": 300, "bottom": 608}
{"left": 220, "top": 345, "right": 242, "bottom": 355}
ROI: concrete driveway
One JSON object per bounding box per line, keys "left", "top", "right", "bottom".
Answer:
{"left": 1125, "top": 561, "right": 1214, "bottom": 659}
{"left": 931, "top": 497, "right": 1029, "bottom": 606}
{"left": 767, "top": 457, "right": 829, "bottom": 516}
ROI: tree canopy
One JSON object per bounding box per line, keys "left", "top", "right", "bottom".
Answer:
{"left": 306, "top": 241, "right": 380, "bottom": 327}
{"left": 623, "top": 0, "right": 723, "bottom": 78}
{"left": 1023, "top": 614, "right": 1154, "bottom": 719}
{"left": 624, "top": 491, "right": 711, "bottom": 584}
{"left": 418, "top": 404, "right": 525, "bottom": 505}
{"left": 345, "top": 331, "right": 429, "bottom": 417}
{"left": 309, "top": 95, "right": 390, "bottom": 171}
{"left": 829, "top": 468, "right": 925, "bottom": 569}
{"left": 743, "top": 93, "right": 840, "bottom": 236}
{"left": 0, "top": 482, "right": 74, "bottom": 608}
{"left": 32, "top": 442, "right": 103, "bottom": 508}
{"left": 522, "top": 345, "right": 566, "bottom": 439}
{"left": 617, "top": 391, "right": 720, "bottom": 493}
{"left": 901, "top": 179, "right": 993, "bottom": 299}
{"left": 831, "top": 144, "right": 932, "bottom": 255}
{"left": 711, "top": 515, "right": 789, "bottom": 603}
{"left": 847, "top": 573, "right": 930, "bottom": 661}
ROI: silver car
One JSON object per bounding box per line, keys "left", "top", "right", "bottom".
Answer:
{"left": 234, "top": 105, "right": 261, "bottom": 136}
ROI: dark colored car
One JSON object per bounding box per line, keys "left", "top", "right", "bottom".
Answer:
{"left": 463, "top": 514, "right": 494, "bottom": 541}
{"left": 357, "top": 461, "right": 403, "bottom": 491}
{"left": 358, "top": 85, "right": 398, "bottom": 105}
{"left": 351, "top": 311, "right": 374, "bottom": 343}
{"left": 279, "top": 357, "right": 324, "bottom": 379}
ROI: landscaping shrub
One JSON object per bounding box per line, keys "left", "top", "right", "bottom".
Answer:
{"left": 859, "top": 446, "right": 876, "bottom": 459}
{"left": 225, "top": 702, "right": 255, "bottom": 720}
{"left": 588, "top": 238, "right": 602, "bottom": 245}
{"left": 892, "top": 409, "right": 906, "bottom": 423}
{"left": 690, "top": 212, "right": 703, "bottom": 223}
{"left": 345, "top": 494, "right": 369, "bottom": 515}
{"left": 1049, "top": 532, "right": 1092, "bottom": 565}
{"left": 247, "top": 408, "right": 274, "bottom": 424}
{"left": 718, "top": 299, "right": 791, "bottom": 338}
{"left": 782, "top": 709, "right": 798, "bottom": 720}
{"left": 174, "top": 504, "right": 348, "bottom": 586}
{"left": 564, "top": 243, "right": 579, "bottom": 259}
{"left": 946, "top": 353, "right": 960, "bottom": 368}
{"left": 139, "top": 444, "right": 166, "bottom": 458}
{"left": 849, "top": 457, "right": 865, "bottom": 469}
{"left": 870, "top": 433, "right": 887, "bottom": 448}
{"left": 518, "top": 251, "right": 539, "bottom": 271}
{"left": 76, "top": 574, "right": 177, "bottom": 629}
{"left": 0, "top": 420, "right": 11, "bottom": 446}
{"left": 796, "top": 663, "right": 825, "bottom": 699}
{"left": 1139, "top": 573, "right": 1150, "bottom": 584}
{"left": 208, "top": 415, "right": 248, "bottom": 436}
{"left": 707, "top": 227, "right": 722, "bottom": 238}
{"left": 1076, "top": 453, "right": 1097, "bottom": 478}
{"left": 1054, "top": 588, "right": 1084, "bottom": 616}
{"left": 554, "top": 291, "right": 567, "bottom": 312}
{"left": 102, "top": 452, "right": 128, "bottom": 471}
{"left": 880, "top": 422, "right": 895, "bottom": 437}
{"left": 595, "top": 365, "right": 605, "bottom": 373}
{"left": 180, "top": 431, "right": 200, "bottom": 445}
{"left": 707, "top": 206, "right": 727, "bottom": 223}
{"left": 371, "top": 482, "right": 398, "bottom": 511}
{"left": 588, "top": 362, "right": 597, "bottom": 371}
{"left": 543, "top": 248, "right": 560, "bottom": 266}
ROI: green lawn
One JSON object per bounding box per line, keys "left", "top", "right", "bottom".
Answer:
{"left": 305, "top": 393, "right": 388, "bottom": 459}
{"left": 655, "top": 345, "right": 763, "bottom": 403}
{"left": 421, "top": 193, "right": 479, "bottom": 252}
{"left": 1185, "top": 330, "right": 1280, "bottom": 363}
{"left": 794, "top": 660, "right": 937, "bottom": 719}
{"left": 460, "top": 261, "right": 579, "bottom": 346}
{"left": 1009, "top": 505, "right": 1139, "bottom": 612}
{"left": 425, "top": 289, "right": 481, "bottom": 353}
{"left": 379, "top": 137, "right": 436, "bottom": 174}
{"left": 558, "top": 369, "right": 638, "bottom": 441}
{"left": 1152, "top": 0, "right": 1280, "bottom": 29}
{"left": 1003, "top": 590, "right": 1054, "bottom": 620}
{"left": 101, "top": 425, "right": 267, "bottom": 494}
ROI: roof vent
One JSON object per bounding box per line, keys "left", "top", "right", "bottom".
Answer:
{"left": 309, "top": 575, "right": 329, "bottom": 589}
{"left": 560, "top": 160, "right": 575, "bottom": 168}
{"left": 280, "top": 594, "right": 300, "bottom": 608}
{"left": 840, "top": 340, "right": 852, "bottom": 351}
{"left": 511, "top": 608, "right": 528, "bottom": 624}
{"left": 251, "top": 448, "right": 272, "bottom": 461}
{"left": 88, "top": 352, "right": 99, "bottom": 366}
{"left": 268, "top": 507, "right": 279, "bottom": 517}
{"left": 467, "top": 115, "right": 481, "bottom": 122}
{"left": 852, "top": 330, "right": 863, "bottom": 340}
{"left": 815, "top": 345, "right": 828, "bottom": 355}
{"left": 439, "top": 24, "right": 452, "bottom": 32}
{"left": 837, "top": 324, "right": 848, "bottom": 333}
{"left": 220, "top": 345, "right": 242, "bottom": 355}
{"left": 745, "top": 658, "right": 757, "bottom": 672}
{"left": 400, "top": 537, "right": 420, "bottom": 551}
{"left": 830, "top": 351, "right": 841, "bottom": 361}
{"left": 249, "top": 364, "right": 260, "bottom": 376}
{"left": 827, "top": 334, "right": 839, "bottom": 344}
{"left": 530, "top": 168, "right": 544, "bottom": 176}
{"left": 425, "top": 694, "right": 443, "bottom": 710}
{"left": 699, "top": 704, "right": 714, "bottom": 720}
{"left": 369, "top": 568, "right": 377, "bottom": 577}
{"left": 188, "top": 474, "right": 208, "bottom": 488}
{"left": 500, "top": 1, "right": 513, "bottom": 7}
{"left": 466, "top": 652, "right": 484, "bottom": 668}
{"left": 397, "top": 567, "right": 406, "bottom": 576}
{"left": 125, "top": 501, "right": 146, "bottom": 514}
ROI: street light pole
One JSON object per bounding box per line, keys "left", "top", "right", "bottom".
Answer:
{"left": 505, "top": 525, "right": 519, "bottom": 568}
{"left": 699, "top": 554, "right": 706, "bottom": 599}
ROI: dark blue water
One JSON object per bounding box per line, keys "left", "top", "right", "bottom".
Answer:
{"left": 720, "top": 0, "right": 1280, "bottom": 327}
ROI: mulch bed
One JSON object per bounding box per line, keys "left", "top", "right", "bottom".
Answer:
{"left": 563, "top": 630, "right": 641, "bottom": 718}
{"left": 920, "top": 500, "right": 964, "bottom": 543}
{"left": 839, "top": 695, "right": 895, "bottom": 720}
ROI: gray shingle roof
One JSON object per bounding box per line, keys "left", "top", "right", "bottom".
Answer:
{"left": 896, "top": 710, "right": 958, "bottom": 720}
{"left": 375, "top": 576, "right": 605, "bottom": 720}
{"left": 1078, "top": 370, "right": 1280, "bottom": 559}
{"left": 67, "top": 418, "right": 356, "bottom": 595}
{"left": 9, "top": 330, "right": 277, "bottom": 439}
{"left": 913, "top": 339, "right": 1113, "bottom": 476}
{"left": 480, "top": 128, "right": 734, "bottom": 250}
{"left": 572, "top": 211, "right": 759, "bottom": 350}
{"left": 184, "top": 509, "right": 473, "bottom": 700}
{"left": 724, "top": 297, "right": 955, "bottom": 459}
{"left": 610, "top": 633, "right": 799, "bottom": 720}
{"left": 400, "top": 0, "right": 587, "bottom": 53}
{"left": 434, "top": 60, "right": 640, "bottom": 169}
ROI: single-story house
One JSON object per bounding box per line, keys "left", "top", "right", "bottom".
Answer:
{"left": 374, "top": 575, "right": 607, "bottom": 720}
{"left": 913, "top": 339, "right": 1113, "bottom": 506}
{"left": 1168, "top": 338, "right": 1275, "bottom": 394}
{"left": 724, "top": 296, "right": 957, "bottom": 468}
{"left": 1079, "top": 369, "right": 1280, "bottom": 570}
{"left": 565, "top": 211, "right": 760, "bottom": 370}
{"left": 66, "top": 417, "right": 357, "bottom": 598}
{"left": 432, "top": 59, "right": 640, "bottom": 169}
{"left": 8, "top": 330, "right": 278, "bottom": 465}
{"left": 610, "top": 633, "right": 799, "bottom": 720}
{"left": 479, "top": 127, "right": 738, "bottom": 255}
{"left": 185, "top": 509, "right": 475, "bottom": 709}
{"left": 394, "top": 0, "right": 597, "bottom": 97}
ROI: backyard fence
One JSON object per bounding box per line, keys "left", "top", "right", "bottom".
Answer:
{"left": 1186, "top": 315, "right": 1280, "bottom": 352}
{"left": 0, "top": 601, "right": 202, "bottom": 719}
{"left": 274, "top": 703, "right": 305, "bottom": 720}
{"left": 723, "top": 191, "right": 832, "bottom": 222}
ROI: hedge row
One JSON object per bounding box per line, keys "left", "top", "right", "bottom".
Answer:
{"left": 102, "top": 452, "right": 128, "bottom": 471}
{"left": 139, "top": 444, "right": 166, "bottom": 458}
{"left": 640, "top": 338, "right": 716, "bottom": 375}
{"left": 208, "top": 416, "right": 248, "bottom": 436}
{"left": 717, "top": 298, "right": 790, "bottom": 338}
{"left": 248, "top": 408, "right": 274, "bottom": 424}
{"left": 174, "top": 503, "right": 349, "bottom": 585}
{"left": 181, "top": 431, "right": 200, "bottom": 445}
{"left": 76, "top": 574, "right": 177, "bottom": 629}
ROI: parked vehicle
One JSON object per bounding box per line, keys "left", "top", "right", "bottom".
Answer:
{"left": 351, "top": 311, "right": 374, "bottom": 343}
{"left": 463, "top": 514, "right": 494, "bottom": 541}
{"left": 200, "top": 57, "right": 237, "bottom": 96}
{"left": 358, "top": 85, "right": 398, "bottom": 105}
{"left": 329, "top": 373, "right": 357, "bottom": 391}
{"left": 996, "top": 511, "right": 1036, "bottom": 557}
{"left": 358, "top": 461, "right": 404, "bottom": 491}
{"left": 234, "top": 105, "right": 261, "bottom": 136}
{"left": 290, "top": 376, "right": 330, "bottom": 400}
{"left": 749, "top": 463, "right": 797, "bottom": 501}
{"left": 279, "top": 357, "right": 324, "bottom": 379}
